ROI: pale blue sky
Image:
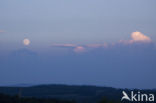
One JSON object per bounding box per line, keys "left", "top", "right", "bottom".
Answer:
{"left": 0, "top": 0, "right": 156, "bottom": 89}
{"left": 0, "top": 0, "right": 156, "bottom": 50}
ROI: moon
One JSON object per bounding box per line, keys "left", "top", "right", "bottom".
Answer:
{"left": 23, "top": 38, "right": 30, "bottom": 46}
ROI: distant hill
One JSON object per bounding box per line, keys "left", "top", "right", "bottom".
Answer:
{"left": 0, "top": 84, "right": 155, "bottom": 103}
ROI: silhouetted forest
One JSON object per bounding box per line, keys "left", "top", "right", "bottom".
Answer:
{"left": 0, "top": 93, "right": 121, "bottom": 103}
{"left": 0, "top": 93, "right": 76, "bottom": 103}
{"left": 0, "top": 84, "right": 155, "bottom": 103}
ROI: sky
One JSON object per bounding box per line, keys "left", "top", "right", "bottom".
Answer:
{"left": 0, "top": 0, "right": 156, "bottom": 89}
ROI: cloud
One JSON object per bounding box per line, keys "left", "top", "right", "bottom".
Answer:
{"left": 73, "top": 46, "right": 86, "bottom": 53}
{"left": 52, "top": 43, "right": 86, "bottom": 53}
{"left": 131, "top": 31, "right": 151, "bottom": 43}
{"left": 51, "top": 31, "right": 153, "bottom": 53}
{"left": 119, "top": 31, "right": 152, "bottom": 44}
{"left": 52, "top": 44, "right": 77, "bottom": 48}
{"left": 52, "top": 43, "right": 109, "bottom": 53}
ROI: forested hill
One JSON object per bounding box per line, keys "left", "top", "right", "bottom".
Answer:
{"left": 0, "top": 84, "right": 156, "bottom": 103}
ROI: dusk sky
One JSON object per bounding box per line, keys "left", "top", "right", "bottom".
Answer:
{"left": 0, "top": 0, "right": 156, "bottom": 89}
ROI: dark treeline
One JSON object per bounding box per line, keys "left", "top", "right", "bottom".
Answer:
{"left": 0, "top": 93, "right": 120, "bottom": 103}
{"left": 0, "top": 84, "right": 155, "bottom": 103}
{"left": 0, "top": 93, "right": 76, "bottom": 103}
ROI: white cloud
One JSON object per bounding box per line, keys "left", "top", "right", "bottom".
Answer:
{"left": 131, "top": 31, "right": 151, "bottom": 43}
{"left": 119, "top": 31, "right": 152, "bottom": 44}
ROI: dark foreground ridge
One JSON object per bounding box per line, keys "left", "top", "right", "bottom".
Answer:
{"left": 0, "top": 84, "right": 155, "bottom": 103}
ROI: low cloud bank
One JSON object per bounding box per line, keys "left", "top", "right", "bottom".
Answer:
{"left": 51, "top": 31, "right": 153, "bottom": 53}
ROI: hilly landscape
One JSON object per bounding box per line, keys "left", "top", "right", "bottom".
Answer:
{"left": 0, "top": 84, "right": 156, "bottom": 103}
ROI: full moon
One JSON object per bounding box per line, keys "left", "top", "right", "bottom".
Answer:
{"left": 23, "top": 38, "right": 30, "bottom": 46}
